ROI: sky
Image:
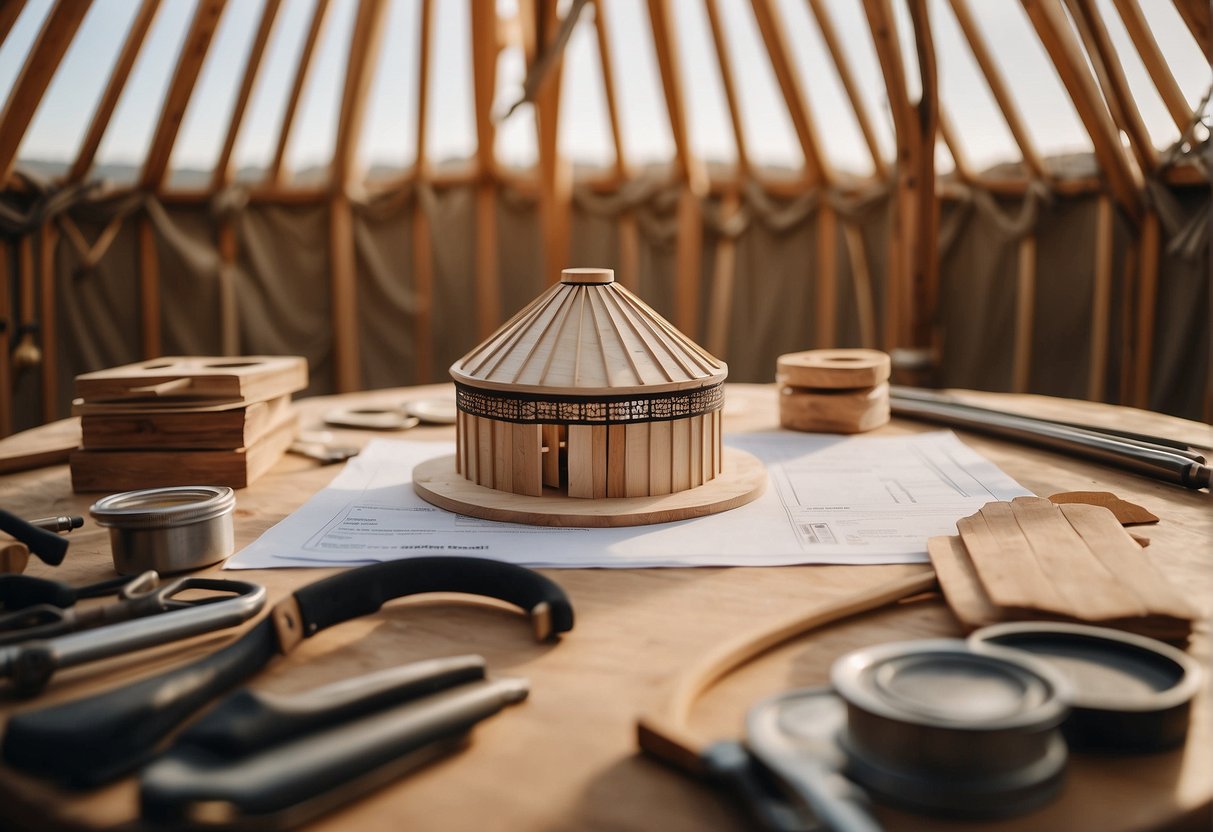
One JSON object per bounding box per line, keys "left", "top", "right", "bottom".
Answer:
{"left": 1, "top": 0, "right": 1208, "bottom": 184}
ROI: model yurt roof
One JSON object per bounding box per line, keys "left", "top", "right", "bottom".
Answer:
{"left": 452, "top": 269, "right": 726, "bottom": 396}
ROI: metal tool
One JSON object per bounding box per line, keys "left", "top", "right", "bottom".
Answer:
{"left": 0, "top": 577, "right": 266, "bottom": 696}
{"left": 0, "top": 571, "right": 162, "bottom": 642}
{"left": 0, "top": 508, "right": 70, "bottom": 565}
{"left": 889, "top": 387, "right": 1212, "bottom": 489}
{"left": 3, "top": 556, "right": 574, "bottom": 787}
{"left": 28, "top": 515, "right": 84, "bottom": 533}
{"left": 141, "top": 674, "right": 529, "bottom": 829}
{"left": 0, "top": 571, "right": 153, "bottom": 612}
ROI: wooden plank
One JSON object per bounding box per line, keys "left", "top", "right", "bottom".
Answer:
{"left": 671, "top": 418, "right": 691, "bottom": 492}
{"left": 591, "top": 424, "right": 608, "bottom": 499}
{"left": 493, "top": 419, "right": 511, "bottom": 493}
{"left": 1110, "top": 0, "right": 1191, "bottom": 136}
{"left": 0, "top": 240, "right": 10, "bottom": 436}
{"left": 75, "top": 355, "right": 307, "bottom": 403}
{"left": 0, "top": 0, "right": 91, "bottom": 183}
{"left": 606, "top": 422, "right": 626, "bottom": 497}
{"left": 1132, "top": 209, "right": 1160, "bottom": 408}
{"left": 137, "top": 215, "right": 160, "bottom": 359}
{"left": 624, "top": 422, "right": 649, "bottom": 496}
{"left": 1066, "top": 0, "right": 1157, "bottom": 174}
{"left": 806, "top": 0, "right": 887, "bottom": 179}
{"left": 648, "top": 421, "right": 672, "bottom": 495}
{"left": 749, "top": 0, "right": 831, "bottom": 187}
{"left": 703, "top": 0, "right": 750, "bottom": 174}
{"left": 689, "top": 414, "right": 703, "bottom": 486}
{"left": 815, "top": 205, "right": 837, "bottom": 347}
{"left": 947, "top": 0, "right": 1048, "bottom": 180}
{"left": 1088, "top": 194, "right": 1113, "bottom": 402}
{"left": 68, "top": 0, "right": 159, "bottom": 184}
{"left": 268, "top": 0, "right": 331, "bottom": 185}
{"left": 477, "top": 415, "right": 494, "bottom": 488}
{"left": 1012, "top": 234, "right": 1036, "bottom": 393}
{"left": 957, "top": 508, "right": 1069, "bottom": 614}
{"left": 927, "top": 535, "right": 1004, "bottom": 631}
{"left": 140, "top": 0, "right": 228, "bottom": 189}
{"left": 542, "top": 423, "right": 562, "bottom": 487}
{"left": 212, "top": 0, "right": 282, "bottom": 189}
{"left": 38, "top": 223, "right": 57, "bottom": 421}
{"left": 511, "top": 423, "right": 543, "bottom": 496}
{"left": 1020, "top": 0, "right": 1141, "bottom": 221}
{"left": 567, "top": 425, "right": 594, "bottom": 499}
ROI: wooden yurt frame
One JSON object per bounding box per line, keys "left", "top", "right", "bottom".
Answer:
{"left": 0, "top": 0, "right": 1209, "bottom": 437}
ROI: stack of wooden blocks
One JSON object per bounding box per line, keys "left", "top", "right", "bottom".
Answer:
{"left": 70, "top": 356, "right": 307, "bottom": 493}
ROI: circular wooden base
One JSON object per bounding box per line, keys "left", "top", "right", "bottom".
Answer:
{"left": 413, "top": 447, "right": 767, "bottom": 528}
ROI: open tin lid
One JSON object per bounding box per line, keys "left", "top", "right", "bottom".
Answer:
{"left": 969, "top": 622, "right": 1203, "bottom": 752}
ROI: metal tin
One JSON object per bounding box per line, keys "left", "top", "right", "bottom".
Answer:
{"left": 970, "top": 621, "right": 1203, "bottom": 752}
{"left": 90, "top": 486, "right": 236, "bottom": 575}
{"left": 831, "top": 639, "right": 1070, "bottom": 818}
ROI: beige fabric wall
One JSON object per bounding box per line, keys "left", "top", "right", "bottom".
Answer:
{"left": 2, "top": 175, "right": 1208, "bottom": 435}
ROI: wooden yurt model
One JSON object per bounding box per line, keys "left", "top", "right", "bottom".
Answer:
{"left": 450, "top": 268, "right": 726, "bottom": 500}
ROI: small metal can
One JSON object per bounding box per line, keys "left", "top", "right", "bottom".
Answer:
{"left": 90, "top": 486, "right": 236, "bottom": 575}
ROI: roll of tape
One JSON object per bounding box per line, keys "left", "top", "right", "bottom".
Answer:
{"left": 776, "top": 349, "right": 891, "bottom": 390}
{"left": 779, "top": 382, "right": 890, "bottom": 434}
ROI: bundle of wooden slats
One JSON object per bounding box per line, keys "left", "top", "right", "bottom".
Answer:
{"left": 69, "top": 356, "right": 306, "bottom": 492}
{"left": 929, "top": 495, "right": 1199, "bottom": 642}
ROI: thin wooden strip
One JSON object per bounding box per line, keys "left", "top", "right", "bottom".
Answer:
{"left": 138, "top": 215, "right": 160, "bottom": 358}
{"left": 1088, "top": 194, "right": 1112, "bottom": 402}
{"left": 671, "top": 418, "right": 691, "bottom": 492}
{"left": 585, "top": 288, "right": 618, "bottom": 387}
{"left": 1132, "top": 209, "right": 1159, "bottom": 408}
{"left": 455, "top": 410, "right": 464, "bottom": 476}
{"left": 212, "top": 0, "right": 282, "bottom": 189}
{"left": 542, "top": 423, "right": 562, "bottom": 488}
{"left": 511, "top": 423, "right": 542, "bottom": 497}
{"left": 566, "top": 424, "right": 593, "bottom": 498}
{"left": 612, "top": 285, "right": 717, "bottom": 375}
{"left": 957, "top": 508, "right": 1068, "bottom": 613}
{"left": 493, "top": 419, "right": 510, "bottom": 494}
{"left": 537, "top": 286, "right": 582, "bottom": 387}
{"left": 607, "top": 423, "right": 627, "bottom": 497}
{"left": 593, "top": 0, "right": 628, "bottom": 177}
{"left": 467, "top": 285, "right": 564, "bottom": 377}
{"left": 1007, "top": 496, "right": 1145, "bottom": 620}
{"left": 39, "top": 222, "right": 57, "bottom": 421}
{"left": 0, "top": 239, "right": 11, "bottom": 436}
{"left": 591, "top": 424, "right": 608, "bottom": 499}
{"left": 703, "top": 0, "right": 750, "bottom": 173}
{"left": 496, "top": 287, "right": 576, "bottom": 383}
{"left": 572, "top": 286, "right": 588, "bottom": 386}
{"left": 599, "top": 286, "right": 676, "bottom": 383}
{"left": 477, "top": 416, "right": 494, "bottom": 489}
{"left": 1012, "top": 234, "right": 1036, "bottom": 393}
{"left": 1058, "top": 503, "right": 1197, "bottom": 619}
{"left": 268, "top": 0, "right": 331, "bottom": 184}
{"left": 1110, "top": 0, "right": 1191, "bottom": 135}
{"left": 329, "top": 194, "right": 359, "bottom": 392}
{"left": 689, "top": 414, "right": 703, "bottom": 486}
{"left": 927, "top": 534, "right": 1004, "bottom": 631}
{"left": 0, "top": 1, "right": 28, "bottom": 49}
{"left": 649, "top": 421, "right": 673, "bottom": 495}
{"left": 625, "top": 422, "right": 650, "bottom": 497}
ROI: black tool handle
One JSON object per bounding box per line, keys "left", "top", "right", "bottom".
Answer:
{"left": 0, "top": 509, "right": 68, "bottom": 565}
{"left": 0, "top": 574, "right": 76, "bottom": 610}
{"left": 178, "top": 654, "right": 487, "bottom": 755}
{"left": 2, "top": 618, "right": 278, "bottom": 786}
{"left": 140, "top": 677, "right": 529, "bottom": 827}
{"left": 293, "top": 556, "right": 575, "bottom": 640}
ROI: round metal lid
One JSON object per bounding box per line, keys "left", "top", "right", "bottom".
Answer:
{"left": 832, "top": 639, "right": 1070, "bottom": 731}
{"left": 969, "top": 621, "right": 1202, "bottom": 752}
{"left": 90, "top": 486, "right": 236, "bottom": 530}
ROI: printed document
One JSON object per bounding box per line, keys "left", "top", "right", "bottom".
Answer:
{"left": 226, "top": 431, "right": 1028, "bottom": 569}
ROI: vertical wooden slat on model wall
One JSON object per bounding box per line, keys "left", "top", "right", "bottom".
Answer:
{"left": 1012, "top": 235, "right": 1037, "bottom": 393}
{"left": 38, "top": 223, "right": 57, "bottom": 420}
{"left": 413, "top": 0, "right": 435, "bottom": 382}
{"left": 1088, "top": 195, "right": 1113, "bottom": 402}
{"left": 138, "top": 215, "right": 161, "bottom": 359}
{"left": 0, "top": 240, "right": 11, "bottom": 436}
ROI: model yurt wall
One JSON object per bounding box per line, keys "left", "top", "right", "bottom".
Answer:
{"left": 0, "top": 0, "right": 1208, "bottom": 437}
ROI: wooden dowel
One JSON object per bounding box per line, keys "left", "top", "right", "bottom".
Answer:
{"left": 1088, "top": 194, "right": 1113, "bottom": 402}
{"left": 1013, "top": 234, "right": 1037, "bottom": 393}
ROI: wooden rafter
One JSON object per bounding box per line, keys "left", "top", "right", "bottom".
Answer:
{"left": 212, "top": 0, "right": 282, "bottom": 189}
{"left": 268, "top": 0, "right": 331, "bottom": 185}
{"left": 140, "top": 0, "right": 227, "bottom": 189}
{"left": 0, "top": 1, "right": 29, "bottom": 52}
{"left": 526, "top": 0, "right": 573, "bottom": 286}
{"left": 1088, "top": 193, "right": 1113, "bottom": 401}
{"left": 938, "top": 106, "right": 975, "bottom": 182}
{"left": 1111, "top": 0, "right": 1192, "bottom": 136}
{"left": 38, "top": 223, "right": 57, "bottom": 420}
{"left": 1021, "top": 0, "right": 1141, "bottom": 221}
{"left": 703, "top": 0, "right": 750, "bottom": 175}
{"left": 1066, "top": 0, "right": 1157, "bottom": 174}
{"left": 138, "top": 216, "right": 160, "bottom": 357}
{"left": 0, "top": 240, "right": 10, "bottom": 436}
{"left": 749, "top": 0, "right": 831, "bottom": 187}
{"left": 907, "top": 0, "right": 939, "bottom": 354}
{"left": 805, "top": 0, "right": 887, "bottom": 180}
{"left": 947, "top": 0, "right": 1049, "bottom": 180}
{"left": 69, "top": 0, "right": 160, "bottom": 184}
{"left": 593, "top": 0, "right": 628, "bottom": 178}
{"left": 863, "top": 0, "right": 914, "bottom": 167}
{"left": 471, "top": 0, "right": 501, "bottom": 338}
{"left": 1132, "top": 210, "right": 1160, "bottom": 408}
{"left": 331, "top": 0, "right": 387, "bottom": 189}
{"left": 0, "top": 1, "right": 91, "bottom": 183}
{"left": 647, "top": 0, "right": 705, "bottom": 339}
{"left": 412, "top": 0, "right": 435, "bottom": 381}
{"left": 1172, "top": 0, "right": 1211, "bottom": 57}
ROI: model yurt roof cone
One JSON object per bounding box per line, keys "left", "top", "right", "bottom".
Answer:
{"left": 452, "top": 267, "right": 730, "bottom": 497}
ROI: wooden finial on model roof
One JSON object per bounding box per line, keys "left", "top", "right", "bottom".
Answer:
{"left": 561, "top": 268, "right": 614, "bottom": 285}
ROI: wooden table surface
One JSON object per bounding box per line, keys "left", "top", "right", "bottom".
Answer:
{"left": 0, "top": 384, "right": 1208, "bottom": 832}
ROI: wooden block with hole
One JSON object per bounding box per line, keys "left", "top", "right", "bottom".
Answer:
{"left": 75, "top": 356, "right": 307, "bottom": 405}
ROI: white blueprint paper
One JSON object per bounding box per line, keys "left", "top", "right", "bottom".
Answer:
{"left": 225, "top": 431, "right": 1029, "bottom": 570}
